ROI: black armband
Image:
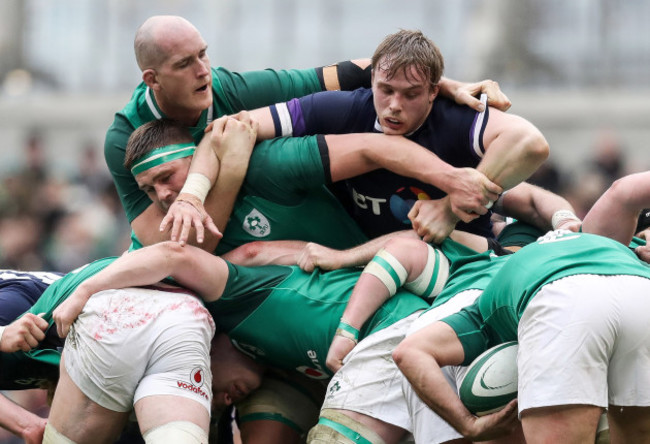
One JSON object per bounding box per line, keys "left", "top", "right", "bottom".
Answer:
{"left": 315, "top": 60, "right": 371, "bottom": 91}
{"left": 487, "top": 238, "right": 514, "bottom": 256}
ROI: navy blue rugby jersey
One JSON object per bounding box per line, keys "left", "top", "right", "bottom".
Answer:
{"left": 0, "top": 270, "right": 63, "bottom": 389}
{"left": 270, "top": 88, "right": 493, "bottom": 239}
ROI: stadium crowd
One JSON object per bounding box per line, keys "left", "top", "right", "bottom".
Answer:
{"left": 1, "top": 14, "right": 649, "bottom": 444}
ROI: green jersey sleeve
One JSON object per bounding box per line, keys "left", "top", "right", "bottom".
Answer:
{"left": 212, "top": 67, "right": 322, "bottom": 113}
{"left": 441, "top": 301, "right": 491, "bottom": 366}
{"left": 106, "top": 66, "right": 326, "bottom": 225}
{"left": 243, "top": 135, "right": 328, "bottom": 204}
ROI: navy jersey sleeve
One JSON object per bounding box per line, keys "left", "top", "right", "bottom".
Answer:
{"left": 414, "top": 96, "right": 489, "bottom": 167}
{"left": 269, "top": 89, "right": 377, "bottom": 136}
{"left": 0, "top": 271, "right": 62, "bottom": 325}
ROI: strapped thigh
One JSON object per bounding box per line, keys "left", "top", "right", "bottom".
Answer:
{"left": 307, "top": 409, "right": 386, "bottom": 444}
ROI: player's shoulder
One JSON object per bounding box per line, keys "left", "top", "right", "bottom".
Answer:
{"left": 303, "top": 87, "right": 372, "bottom": 105}
{"left": 429, "top": 95, "right": 475, "bottom": 118}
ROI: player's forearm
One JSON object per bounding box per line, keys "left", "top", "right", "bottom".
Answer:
{"left": 582, "top": 172, "right": 650, "bottom": 244}
{"left": 375, "top": 136, "right": 456, "bottom": 188}
{"left": 340, "top": 279, "right": 392, "bottom": 332}
{"left": 189, "top": 137, "right": 219, "bottom": 186}
{"left": 501, "top": 183, "right": 578, "bottom": 232}
{"left": 394, "top": 347, "right": 474, "bottom": 436}
{"left": 337, "top": 230, "right": 419, "bottom": 268}
{"left": 336, "top": 133, "right": 457, "bottom": 190}
{"left": 222, "top": 240, "right": 306, "bottom": 266}
{"left": 201, "top": 153, "right": 250, "bottom": 247}
{"left": 248, "top": 107, "right": 276, "bottom": 141}
{"left": 77, "top": 243, "right": 226, "bottom": 303}
{"left": 75, "top": 248, "right": 176, "bottom": 299}
{"left": 0, "top": 394, "right": 46, "bottom": 441}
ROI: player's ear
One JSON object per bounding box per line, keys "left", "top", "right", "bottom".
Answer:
{"left": 429, "top": 83, "right": 439, "bottom": 102}
{"left": 142, "top": 68, "right": 158, "bottom": 89}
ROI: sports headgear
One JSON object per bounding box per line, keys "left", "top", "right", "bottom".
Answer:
{"left": 130, "top": 143, "right": 195, "bottom": 176}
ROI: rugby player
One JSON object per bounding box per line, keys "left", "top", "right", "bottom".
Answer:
{"left": 0, "top": 270, "right": 62, "bottom": 443}
{"left": 50, "top": 240, "right": 432, "bottom": 444}
{"left": 243, "top": 30, "right": 549, "bottom": 243}
{"left": 16, "top": 258, "right": 217, "bottom": 444}
{"left": 106, "top": 16, "right": 507, "bottom": 253}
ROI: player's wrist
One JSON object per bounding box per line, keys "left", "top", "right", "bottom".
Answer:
{"left": 435, "top": 166, "right": 462, "bottom": 194}
{"left": 335, "top": 318, "right": 359, "bottom": 344}
{"left": 551, "top": 209, "right": 581, "bottom": 230}
{"left": 179, "top": 173, "right": 212, "bottom": 204}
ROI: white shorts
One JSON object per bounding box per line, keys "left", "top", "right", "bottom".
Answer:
{"left": 402, "top": 290, "right": 482, "bottom": 444}
{"left": 518, "top": 274, "right": 650, "bottom": 411}
{"left": 321, "top": 312, "right": 422, "bottom": 431}
{"left": 64, "top": 287, "right": 215, "bottom": 413}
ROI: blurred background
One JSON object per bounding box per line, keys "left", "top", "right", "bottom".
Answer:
{"left": 0, "top": 0, "right": 649, "bottom": 439}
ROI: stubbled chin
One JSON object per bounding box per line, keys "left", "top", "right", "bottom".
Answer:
{"left": 381, "top": 126, "right": 406, "bottom": 136}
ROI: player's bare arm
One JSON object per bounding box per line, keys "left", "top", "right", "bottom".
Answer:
{"left": 479, "top": 109, "right": 549, "bottom": 192}
{"left": 393, "top": 322, "right": 518, "bottom": 441}
{"left": 498, "top": 182, "right": 581, "bottom": 232}
{"left": 582, "top": 171, "right": 650, "bottom": 245}
{"left": 245, "top": 77, "right": 514, "bottom": 141}
{"left": 409, "top": 107, "right": 549, "bottom": 243}
{"left": 0, "top": 394, "right": 47, "bottom": 444}
{"left": 222, "top": 240, "right": 307, "bottom": 266}
{"left": 53, "top": 242, "right": 230, "bottom": 337}
{"left": 162, "top": 114, "right": 258, "bottom": 247}
{"left": 159, "top": 120, "right": 222, "bottom": 246}
{"left": 327, "top": 133, "right": 501, "bottom": 217}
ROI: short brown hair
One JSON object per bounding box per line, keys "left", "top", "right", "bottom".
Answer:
{"left": 124, "top": 119, "right": 194, "bottom": 170}
{"left": 371, "top": 30, "right": 444, "bottom": 90}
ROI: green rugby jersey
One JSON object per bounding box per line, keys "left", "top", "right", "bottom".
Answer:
{"left": 429, "top": 238, "right": 509, "bottom": 309}
{"left": 22, "top": 257, "right": 117, "bottom": 366}
{"left": 215, "top": 135, "right": 367, "bottom": 254}
{"left": 443, "top": 231, "right": 650, "bottom": 364}
{"left": 207, "top": 263, "right": 428, "bottom": 379}
{"left": 106, "top": 66, "right": 325, "bottom": 224}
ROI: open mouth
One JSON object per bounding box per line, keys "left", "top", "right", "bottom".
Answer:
{"left": 383, "top": 117, "right": 403, "bottom": 130}
{"left": 196, "top": 84, "right": 208, "bottom": 93}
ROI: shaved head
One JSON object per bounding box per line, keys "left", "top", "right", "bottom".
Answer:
{"left": 134, "top": 15, "right": 201, "bottom": 70}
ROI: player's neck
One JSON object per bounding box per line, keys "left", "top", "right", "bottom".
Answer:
{"left": 155, "top": 94, "right": 204, "bottom": 127}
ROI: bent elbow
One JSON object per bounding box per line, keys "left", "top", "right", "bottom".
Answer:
{"left": 392, "top": 340, "right": 411, "bottom": 369}
{"left": 159, "top": 241, "right": 190, "bottom": 265}
{"left": 524, "top": 130, "right": 550, "bottom": 164}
